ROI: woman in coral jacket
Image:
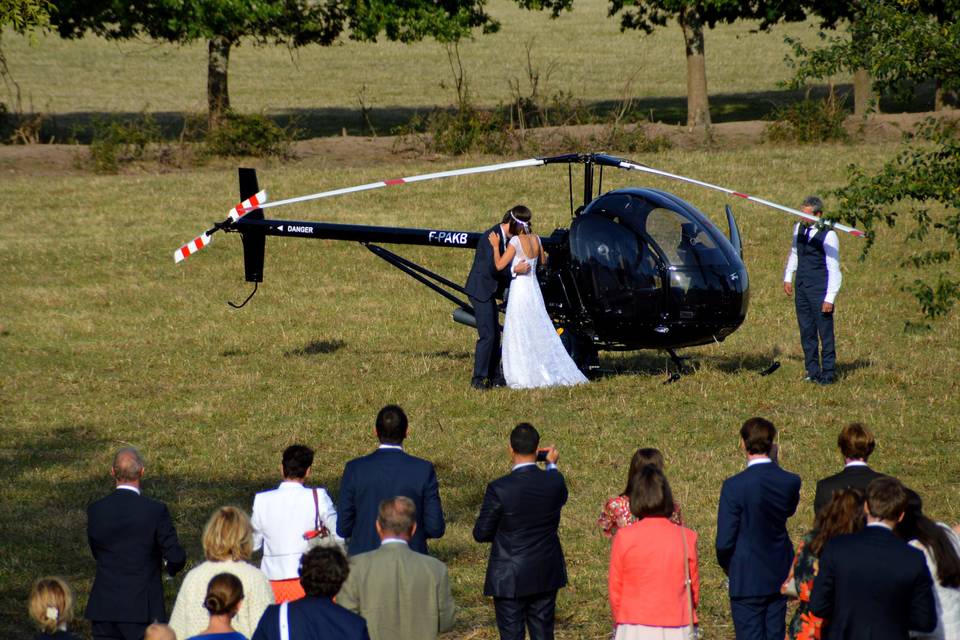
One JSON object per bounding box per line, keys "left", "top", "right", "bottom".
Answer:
{"left": 608, "top": 465, "right": 699, "bottom": 640}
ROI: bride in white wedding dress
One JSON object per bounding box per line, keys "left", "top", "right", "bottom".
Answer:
{"left": 489, "top": 206, "right": 589, "bottom": 389}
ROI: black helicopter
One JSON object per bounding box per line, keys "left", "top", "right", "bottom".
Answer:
{"left": 175, "top": 153, "right": 862, "bottom": 377}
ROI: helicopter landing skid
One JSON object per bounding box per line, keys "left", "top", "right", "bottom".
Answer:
{"left": 663, "top": 349, "right": 692, "bottom": 384}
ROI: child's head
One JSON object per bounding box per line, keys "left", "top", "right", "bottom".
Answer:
{"left": 144, "top": 622, "right": 177, "bottom": 640}
{"left": 28, "top": 577, "right": 74, "bottom": 634}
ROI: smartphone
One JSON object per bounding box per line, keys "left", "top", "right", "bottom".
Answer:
{"left": 536, "top": 449, "right": 549, "bottom": 462}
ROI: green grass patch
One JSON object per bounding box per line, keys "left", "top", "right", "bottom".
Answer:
{"left": 2, "top": 145, "right": 959, "bottom": 639}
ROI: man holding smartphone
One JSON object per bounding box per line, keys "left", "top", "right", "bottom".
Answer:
{"left": 473, "top": 423, "right": 568, "bottom": 640}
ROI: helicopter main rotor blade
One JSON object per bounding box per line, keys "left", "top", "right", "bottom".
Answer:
{"left": 230, "top": 158, "right": 546, "bottom": 217}
{"left": 615, "top": 160, "right": 865, "bottom": 237}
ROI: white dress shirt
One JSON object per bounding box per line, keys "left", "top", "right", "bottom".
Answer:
{"left": 783, "top": 223, "right": 842, "bottom": 304}
{"left": 251, "top": 481, "right": 342, "bottom": 580}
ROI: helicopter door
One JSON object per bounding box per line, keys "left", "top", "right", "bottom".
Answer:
{"left": 644, "top": 207, "right": 732, "bottom": 321}
{"left": 570, "top": 213, "right": 664, "bottom": 337}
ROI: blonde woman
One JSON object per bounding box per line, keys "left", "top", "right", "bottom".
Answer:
{"left": 28, "top": 577, "right": 81, "bottom": 640}
{"left": 170, "top": 506, "right": 274, "bottom": 639}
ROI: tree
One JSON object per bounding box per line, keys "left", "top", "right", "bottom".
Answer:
{"left": 760, "top": 0, "right": 960, "bottom": 114}
{"left": 1, "top": 0, "right": 52, "bottom": 123}
{"left": 782, "top": 1, "right": 960, "bottom": 111}
{"left": 607, "top": 0, "right": 749, "bottom": 131}
{"left": 49, "top": 0, "right": 497, "bottom": 127}
{"left": 833, "top": 118, "right": 960, "bottom": 320}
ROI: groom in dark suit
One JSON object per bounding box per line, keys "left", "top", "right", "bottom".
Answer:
{"left": 86, "top": 447, "right": 186, "bottom": 640}
{"left": 473, "top": 423, "right": 567, "bottom": 640}
{"left": 464, "top": 208, "right": 530, "bottom": 389}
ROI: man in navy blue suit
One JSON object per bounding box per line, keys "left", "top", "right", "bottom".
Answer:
{"left": 86, "top": 447, "right": 186, "bottom": 640}
{"left": 473, "top": 423, "right": 568, "bottom": 640}
{"left": 716, "top": 417, "right": 801, "bottom": 640}
{"left": 464, "top": 208, "right": 531, "bottom": 389}
{"left": 810, "top": 477, "right": 936, "bottom": 640}
{"left": 252, "top": 546, "right": 369, "bottom": 640}
{"left": 337, "top": 404, "right": 445, "bottom": 556}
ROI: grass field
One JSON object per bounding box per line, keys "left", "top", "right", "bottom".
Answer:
{"left": 2, "top": 139, "right": 960, "bottom": 638}
{"left": 2, "top": 1, "right": 958, "bottom": 638}
{"left": 3, "top": 0, "right": 864, "bottom": 139}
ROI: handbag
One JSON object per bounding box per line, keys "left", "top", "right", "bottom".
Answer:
{"left": 679, "top": 524, "right": 699, "bottom": 640}
{"left": 679, "top": 526, "right": 699, "bottom": 640}
{"left": 781, "top": 557, "right": 799, "bottom": 598}
{"left": 304, "top": 488, "right": 344, "bottom": 552}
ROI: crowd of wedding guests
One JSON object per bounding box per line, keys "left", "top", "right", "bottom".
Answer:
{"left": 27, "top": 409, "right": 960, "bottom": 640}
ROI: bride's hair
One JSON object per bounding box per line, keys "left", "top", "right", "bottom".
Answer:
{"left": 503, "top": 205, "right": 533, "bottom": 236}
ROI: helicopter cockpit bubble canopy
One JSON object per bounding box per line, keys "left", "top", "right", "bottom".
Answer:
{"left": 568, "top": 188, "right": 749, "bottom": 349}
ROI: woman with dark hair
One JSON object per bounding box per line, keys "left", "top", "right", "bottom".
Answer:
{"left": 186, "top": 573, "right": 246, "bottom": 639}
{"left": 598, "top": 448, "right": 683, "bottom": 539}
{"left": 251, "top": 547, "right": 369, "bottom": 640}
{"left": 488, "top": 204, "right": 589, "bottom": 389}
{"left": 608, "top": 466, "right": 698, "bottom": 639}
{"left": 898, "top": 491, "right": 960, "bottom": 639}
{"left": 783, "top": 489, "right": 866, "bottom": 640}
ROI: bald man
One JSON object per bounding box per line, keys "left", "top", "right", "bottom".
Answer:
{"left": 86, "top": 448, "right": 186, "bottom": 640}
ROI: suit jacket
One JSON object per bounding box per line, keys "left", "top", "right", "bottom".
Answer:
{"left": 810, "top": 525, "right": 936, "bottom": 640}
{"left": 85, "top": 488, "right": 186, "bottom": 623}
{"left": 337, "top": 447, "right": 445, "bottom": 556}
{"left": 251, "top": 482, "right": 341, "bottom": 580}
{"left": 337, "top": 541, "right": 455, "bottom": 640}
{"left": 813, "top": 464, "right": 884, "bottom": 515}
{"left": 715, "top": 461, "right": 801, "bottom": 598}
{"left": 464, "top": 224, "right": 510, "bottom": 302}
{"left": 251, "top": 596, "right": 370, "bottom": 640}
{"left": 473, "top": 464, "right": 568, "bottom": 598}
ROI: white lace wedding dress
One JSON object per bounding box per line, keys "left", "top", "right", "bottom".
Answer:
{"left": 502, "top": 235, "right": 589, "bottom": 389}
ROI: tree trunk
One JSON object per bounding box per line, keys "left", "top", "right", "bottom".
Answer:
{"left": 679, "top": 9, "right": 711, "bottom": 132}
{"left": 207, "top": 36, "right": 232, "bottom": 128}
{"left": 852, "top": 68, "right": 876, "bottom": 116}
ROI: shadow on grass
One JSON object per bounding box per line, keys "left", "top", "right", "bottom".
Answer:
{"left": 284, "top": 339, "right": 346, "bottom": 357}
{"left": 26, "top": 81, "right": 939, "bottom": 144}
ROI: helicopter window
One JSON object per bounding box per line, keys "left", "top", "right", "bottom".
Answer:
{"left": 644, "top": 208, "right": 728, "bottom": 266}
{"left": 571, "top": 214, "right": 661, "bottom": 294}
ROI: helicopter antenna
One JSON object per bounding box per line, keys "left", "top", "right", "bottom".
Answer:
{"left": 611, "top": 157, "right": 865, "bottom": 237}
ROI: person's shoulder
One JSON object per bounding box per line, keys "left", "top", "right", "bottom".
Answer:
{"left": 776, "top": 465, "right": 802, "bottom": 484}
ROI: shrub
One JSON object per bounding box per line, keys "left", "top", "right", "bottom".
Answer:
{"left": 202, "top": 111, "right": 295, "bottom": 159}
{"left": 591, "top": 124, "right": 673, "bottom": 154}
{"left": 87, "top": 114, "right": 163, "bottom": 173}
{"left": 393, "top": 102, "right": 510, "bottom": 156}
{"left": 764, "top": 95, "right": 850, "bottom": 144}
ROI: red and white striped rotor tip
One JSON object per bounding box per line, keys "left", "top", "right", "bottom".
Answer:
{"left": 228, "top": 189, "right": 268, "bottom": 222}
{"left": 174, "top": 232, "right": 211, "bottom": 264}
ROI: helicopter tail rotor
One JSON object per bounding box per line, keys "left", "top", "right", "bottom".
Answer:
{"left": 173, "top": 187, "right": 268, "bottom": 264}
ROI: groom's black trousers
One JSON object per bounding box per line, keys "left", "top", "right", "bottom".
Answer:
{"left": 470, "top": 294, "right": 502, "bottom": 382}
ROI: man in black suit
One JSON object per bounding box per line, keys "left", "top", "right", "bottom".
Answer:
{"left": 86, "top": 447, "right": 186, "bottom": 640}
{"left": 810, "top": 476, "right": 936, "bottom": 639}
{"left": 813, "top": 422, "right": 884, "bottom": 515}
{"left": 716, "top": 417, "right": 801, "bottom": 640}
{"left": 337, "top": 404, "right": 445, "bottom": 556}
{"left": 464, "top": 208, "right": 531, "bottom": 389}
{"left": 473, "top": 423, "right": 567, "bottom": 640}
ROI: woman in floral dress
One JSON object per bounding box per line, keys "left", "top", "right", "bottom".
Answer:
{"left": 598, "top": 448, "right": 682, "bottom": 539}
{"left": 784, "top": 489, "right": 865, "bottom": 640}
